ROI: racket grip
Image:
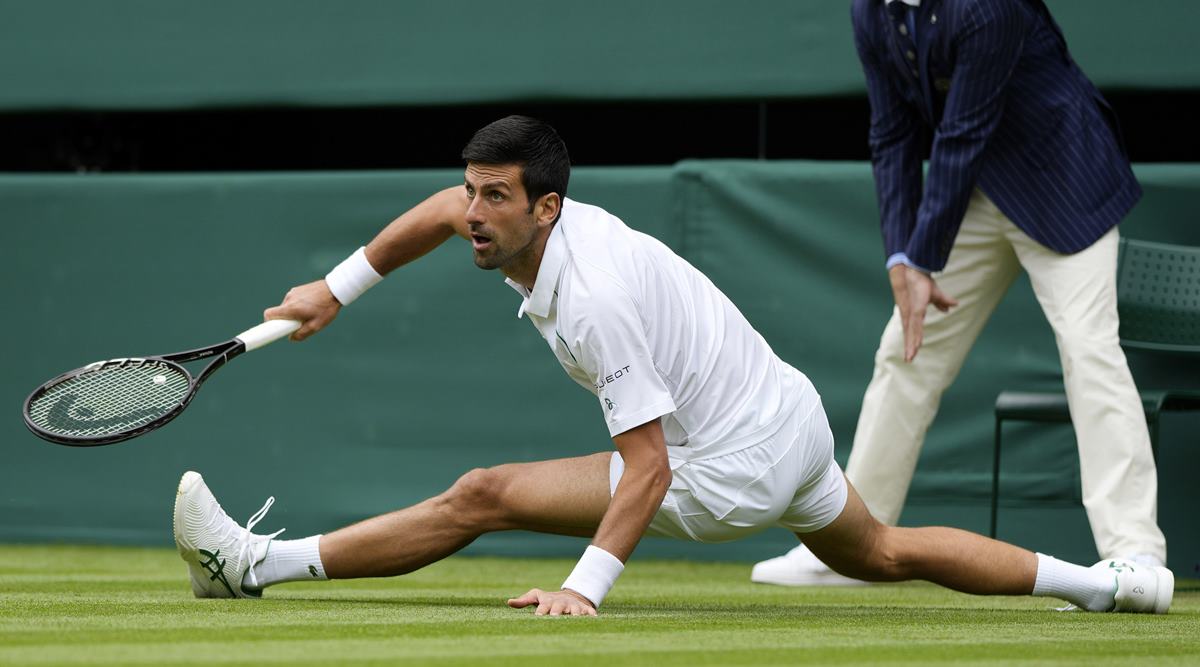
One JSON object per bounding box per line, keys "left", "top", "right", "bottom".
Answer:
{"left": 237, "top": 320, "right": 302, "bottom": 351}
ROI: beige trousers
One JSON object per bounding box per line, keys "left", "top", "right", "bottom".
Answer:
{"left": 846, "top": 189, "right": 1166, "bottom": 562}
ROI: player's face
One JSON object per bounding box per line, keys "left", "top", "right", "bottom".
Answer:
{"left": 463, "top": 163, "right": 542, "bottom": 273}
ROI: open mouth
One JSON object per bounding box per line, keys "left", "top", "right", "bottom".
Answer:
{"left": 470, "top": 232, "right": 493, "bottom": 251}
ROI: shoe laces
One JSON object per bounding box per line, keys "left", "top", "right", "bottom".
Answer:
{"left": 245, "top": 496, "right": 284, "bottom": 538}
{"left": 238, "top": 496, "right": 285, "bottom": 591}
{"left": 208, "top": 494, "right": 284, "bottom": 544}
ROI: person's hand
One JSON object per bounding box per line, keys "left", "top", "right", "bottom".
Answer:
{"left": 263, "top": 279, "right": 342, "bottom": 341}
{"left": 507, "top": 588, "right": 597, "bottom": 616}
{"left": 888, "top": 264, "right": 958, "bottom": 362}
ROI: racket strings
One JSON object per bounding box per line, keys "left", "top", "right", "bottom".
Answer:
{"left": 27, "top": 361, "right": 191, "bottom": 438}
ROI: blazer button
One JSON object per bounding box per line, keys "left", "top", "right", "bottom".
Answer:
{"left": 899, "top": 24, "right": 909, "bottom": 36}
{"left": 906, "top": 50, "right": 917, "bottom": 61}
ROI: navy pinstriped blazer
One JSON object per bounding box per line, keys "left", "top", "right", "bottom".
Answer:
{"left": 851, "top": 0, "right": 1142, "bottom": 271}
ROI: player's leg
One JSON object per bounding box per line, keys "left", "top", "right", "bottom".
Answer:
{"left": 764, "top": 396, "right": 1032, "bottom": 594}
{"left": 1011, "top": 225, "right": 1166, "bottom": 565}
{"left": 173, "top": 453, "right": 613, "bottom": 597}
{"left": 319, "top": 453, "right": 613, "bottom": 578}
{"left": 801, "top": 477, "right": 1172, "bottom": 612}
{"left": 802, "top": 479, "right": 1037, "bottom": 594}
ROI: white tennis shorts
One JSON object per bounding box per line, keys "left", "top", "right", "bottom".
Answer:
{"left": 609, "top": 399, "right": 848, "bottom": 543}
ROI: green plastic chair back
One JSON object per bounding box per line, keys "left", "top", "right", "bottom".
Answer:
{"left": 1117, "top": 238, "right": 1200, "bottom": 353}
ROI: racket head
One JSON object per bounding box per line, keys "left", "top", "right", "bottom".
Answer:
{"left": 23, "top": 357, "right": 196, "bottom": 446}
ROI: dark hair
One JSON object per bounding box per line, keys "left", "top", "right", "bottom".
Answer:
{"left": 461, "top": 115, "right": 570, "bottom": 214}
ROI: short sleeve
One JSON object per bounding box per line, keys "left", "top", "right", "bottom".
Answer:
{"left": 565, "top": 277, "right": 676, "bottom": 438}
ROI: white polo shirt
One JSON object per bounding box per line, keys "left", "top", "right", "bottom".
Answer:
{"left": 506, "top": 198, "right": 816, "bottom": 461}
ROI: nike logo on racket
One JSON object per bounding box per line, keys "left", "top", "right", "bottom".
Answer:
{"left": 46, "top": 394, "right": 163, "bottom": 431}
{"left": 198, "top": 548, "right": 236, "bottom": 597}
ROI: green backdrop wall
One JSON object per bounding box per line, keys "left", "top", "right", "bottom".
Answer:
{"left": 3, "top": 162, "right": 1198, "bottom": 571}
{"left": 1, "top": 0, "right": 1194, "bottom": 111}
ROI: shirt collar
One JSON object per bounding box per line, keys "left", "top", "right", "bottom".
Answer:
{"left": 885, "top": 0, "right": 920, "bottom": 6}
{"left": 505, "top": 211, "right": 568, "bottom": 319}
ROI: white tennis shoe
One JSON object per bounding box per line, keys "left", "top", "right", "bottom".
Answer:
{"left": 173, "top": 471, "right": 283, "bottom": 599}
{"left": 1096, "top": 558, "right": 1174, "bottom": 614}
{"left": 750, "top": 544, "right": 867, "bottom": 587}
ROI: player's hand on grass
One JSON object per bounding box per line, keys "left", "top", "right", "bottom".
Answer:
{"left": 507, "top": 588, "right": 597, "bottom": 616}
{"left": 264, "top": 280, "right": 342, "bottom": 341}
{"left": 888, "top": 264, "right": 958, "bottom": 362}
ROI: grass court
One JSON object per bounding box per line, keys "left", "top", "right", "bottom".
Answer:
{"left": 2, "top": 544, "right": 1198, "bottom": 666}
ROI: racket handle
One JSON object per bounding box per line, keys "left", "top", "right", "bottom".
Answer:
{"left": 236, "top": 320, "right": 302, "bottom": 352}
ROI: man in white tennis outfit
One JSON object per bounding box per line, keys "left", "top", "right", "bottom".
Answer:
{"left": 173, "top": 116, "right": 1172, "bottom": 616}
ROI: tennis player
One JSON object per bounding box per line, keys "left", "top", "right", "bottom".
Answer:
{"left": 173, "top": 116, "right": 1172, "bottom": 616}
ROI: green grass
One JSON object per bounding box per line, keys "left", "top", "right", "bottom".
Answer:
{"left": 1, "top": 545, "right": 1197, "bottom": 666}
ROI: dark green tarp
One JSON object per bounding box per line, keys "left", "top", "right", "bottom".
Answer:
{"left": 0, "top": 1, "right": 1193, "bottom": 111}
{"left": 3, "top": 162, "right": 1198, "bottom": 568}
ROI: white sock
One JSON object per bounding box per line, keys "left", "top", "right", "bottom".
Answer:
{"left": 1032, "top": 553, "right": 1115, "bottom": 612}
{"left": 249, "top": 535, "right": 328, "bottom": 590}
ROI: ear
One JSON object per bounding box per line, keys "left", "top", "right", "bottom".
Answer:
{"left": 534, "top": 193, "right": 562, "bottom": 228}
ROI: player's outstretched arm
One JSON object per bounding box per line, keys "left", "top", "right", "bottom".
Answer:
{"left": 507, "top": 420, "right": 671, "bottom": 616}
{"left": 265, "top": 186, "right": 470, "bottom": 341}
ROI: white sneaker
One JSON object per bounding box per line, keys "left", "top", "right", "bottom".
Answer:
{"left": 173, "top": 471, "right": 284, "bottom": 599}
{"left": 750, "top": 544, "right": 867, "bottom": 586}
{"left": 1122, "top": 553, "right": 1166, "bottom": 569}
{"left": 1093, "top": 559, "right": 1174, "bottom": 614}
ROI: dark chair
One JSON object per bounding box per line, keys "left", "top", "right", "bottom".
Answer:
{"left": 990, "top": 238, "right": 1200, "bottom": 539}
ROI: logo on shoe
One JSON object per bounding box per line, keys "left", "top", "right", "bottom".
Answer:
{"left": 308, "top": 565, "right": 318, "bottom": 578}
{"left": 199, "top": 548, "right": 236, "bottom": 597}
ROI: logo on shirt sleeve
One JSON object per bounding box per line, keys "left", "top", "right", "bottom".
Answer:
{"left": 594, "top": 365, "right": 631, "bottom": 391}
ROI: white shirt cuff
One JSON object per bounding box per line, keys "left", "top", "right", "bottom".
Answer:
{"left": 885, "top": 252, "right": 931, "bottom": 274}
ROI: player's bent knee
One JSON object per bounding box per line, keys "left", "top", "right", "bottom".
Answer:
{"left": 859, "top": 527, "right": 916, "bottom": 581}
{"left": 865, "top": 541, "right": 906, "bottom": 581}
{"left": 819, "top": 526, "right": 907, "bottom": 583}
{"left": 443, "top": 467, "right": 507, "bottom": 519}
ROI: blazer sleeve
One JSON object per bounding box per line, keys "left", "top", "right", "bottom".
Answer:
{"left": 853, "top": 4, "right": 924, "bottom": 262}
{"left": 905, "top": 0, "right": 1028, "bottom": 271}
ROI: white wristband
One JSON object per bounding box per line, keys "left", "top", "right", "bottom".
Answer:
{"left": 325, "top": 247, "right": 383, "bottom": 306}
{"left": 561, "top": 545, "right": 624, "bottom": 608}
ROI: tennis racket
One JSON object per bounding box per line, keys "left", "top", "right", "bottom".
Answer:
{"left": 23, "top": 319, "right": 301, "bottom": 447}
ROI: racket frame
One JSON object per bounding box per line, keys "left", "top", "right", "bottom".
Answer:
{"left": 22, "top": 338, "right": 247, "bottom": 447}
{"left": 22, "top": 320, "right": 300, "bottom": 447}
